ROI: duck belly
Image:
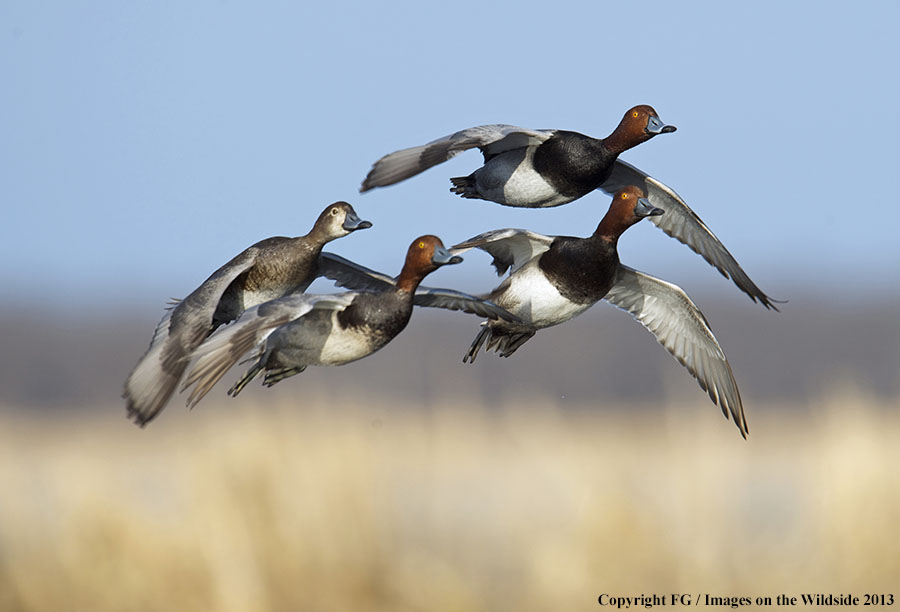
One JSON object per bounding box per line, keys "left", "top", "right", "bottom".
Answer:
{"left": 476, "top": 149, "right": 574, "bottom": 208}
{"left": 496, "top": 265, "right": 593, "bottom": 329}
{"left": 266, "top": 314, "right": 380, "bottom": 369}
{"left": 315, "top": 325, "right": 382, "bottom": 366}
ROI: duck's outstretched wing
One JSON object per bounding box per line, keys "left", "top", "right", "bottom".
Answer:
{"left": 413, "top": 287, "right": 521, "bottom": 323}
{"left": 181, "top": 293, "right": 355, "bottom": 408}
{"left": 320, "top": 252, "right": 520, "bottom": 323}
{"left": 603, "top": 265, "right": 748, "bottom": 438}
{"left": 452, "top": 228, "right": 554, "bottom": 276}
{"left": 319, "top": 251, "right": 397, "bottom": 292}
{"left": 361, "top": 125, "right": 553, "bottom": 191}
{"left": 599, "top": 160, "right": 781, "bottom": 310}
{"left": 123, "top": 247, "right": 262, "bottom": 427}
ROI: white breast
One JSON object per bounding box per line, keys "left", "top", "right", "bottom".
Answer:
{"left": 316, "top": 321, "right": 378, "bottom": 366}
{"left": 266, "top": 311, "right": 378, "bottom": 368}
{"left": 475, "top": 148, "right": 570, "bottom": 208}
{"left": 495, "top": 262, "right": 593, "bottom": 329}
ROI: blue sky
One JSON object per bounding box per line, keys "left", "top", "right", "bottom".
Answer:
{"left": 3, "top": 1, "right": 899, "bottom": 311}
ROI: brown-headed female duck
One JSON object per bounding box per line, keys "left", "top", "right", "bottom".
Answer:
{"left": 451, "top": 186, "right": 748, "bottom": 438}
{"left": 360, "top": 106, "right": 780, "bottom": 310}
{"left": 181, "top": 235, "right": 520, "bottom": 406}
{"left": 124, "top": 201, "right": 371, "bottom": 426}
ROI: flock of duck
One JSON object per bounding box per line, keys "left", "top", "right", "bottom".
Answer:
{"left": 124, "top": 105, "right": 779, "bottom": 438}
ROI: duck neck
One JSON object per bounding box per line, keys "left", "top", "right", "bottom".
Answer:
{"left": 593, "top": 212, "right": 631, "bottom": 242}
{"left": 602, "top": 124, "right": 641, "bottom": 156}
{"left": 302, "top": 226, "right": 333, "bottom": 248}
{"left": 395, "top": 264, "right": 428, "bottom": 294}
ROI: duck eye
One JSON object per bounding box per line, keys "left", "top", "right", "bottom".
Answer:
{"left": 418, "top": 241, "right": 425, "bottom": 249}
{"left": 330, "top": 208, "right": 338, "bottom": 216}
{"left": 632, "top": 111, "right": 639, "bottom": 118}
{"left": 620, "top": 193, "right": 628, "bottom": 199}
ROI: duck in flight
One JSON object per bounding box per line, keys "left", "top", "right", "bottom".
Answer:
{"left": 181, "top": 235, "right": 521, "bottom": 407}
{"left": 361, "top": 105, "right": 780, "bottom": 310}
{"left": 123, "top": 201, "right": 371, "bottom": 426}
{"left": 451, "top": 186, "right": 748, "bottom": 438}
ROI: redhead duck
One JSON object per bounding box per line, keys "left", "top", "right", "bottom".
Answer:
{"left": 360, "top": 107, "right": 780, "bottom": 310}
{"left": 361, "top": 105, "right": 674, "bottom": 207}
{"left": 124, "top": 201, "right": 372, "bottom": 426}
{"left": 452, "top": 186, "right": 747, "bottom": 437}
{"left": 181, "top": 236, "right": 520, "bottom": 406}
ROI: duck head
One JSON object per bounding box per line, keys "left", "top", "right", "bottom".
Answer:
{"left": 604, "top": 105, "right": 677, "bottom": 154}
{"left": 313, "top": 201, "right": 373, "bottom": 241}
{"left": 396, "top": 235, "right": 462, "bottom": 291}
{"left": 594, "top": 185, "right": 664, "bottom": 240}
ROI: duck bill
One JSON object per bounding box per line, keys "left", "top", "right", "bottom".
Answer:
{"left": 432, "top": 245, "right": 463, "bottom": 266}
{"left": 343, "top": 211, "right": 373, "bottom": 231}
{"left": 635, "top": 197, "right": 665, "bottom": 217}
{"left": 646, "top": 115, "right": 677, "bottom": 135}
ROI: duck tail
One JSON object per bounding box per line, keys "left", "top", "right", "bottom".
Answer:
{"left": 449, "top": 175, "right": 481, "bottom": 199}
{"left": 227, "top": 361, "right": 265, "bottom": 397}
{"left": 463, "top": 325, "right": 535, "bottom": 363}
{"left": 498, "top": 330, "right": 535, "bottom": 357}
{"left": 463, "top": 326, "right": 490, "bottom": 363}
{"left": 262, "top": 366, "right": 307, "bottom": 388}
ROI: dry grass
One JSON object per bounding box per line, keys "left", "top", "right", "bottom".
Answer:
{"left": 1, "top": 389, "right": 898, "bottom": 611}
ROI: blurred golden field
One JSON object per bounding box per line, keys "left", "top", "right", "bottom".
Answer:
{"left": 1, "top": 388, "right": 898, "bottom": 612}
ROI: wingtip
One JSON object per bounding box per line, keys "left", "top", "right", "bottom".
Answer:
{"left": 756, "top": 295, "right": 787, "bottom": 312}
{"left": 125, "top": 405, "right": 153, "bottom": 428}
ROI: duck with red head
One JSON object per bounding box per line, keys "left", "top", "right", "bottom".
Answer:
{"left": 360, "top": 106, "right": 781, "bottom": 310}
{"left": 395, "top": 235, "right": 463, "bottom": 292}
{"left": 181, "top": 235, "right": 517, "bottom": 407}
{"left": 452, "top": 186, "right": 748, "bottom": 438}
{"left": 361, "top": 104, "right": 675, "bottom": 208}
{"left": 123, "top": 200, "right": 371, "bottom": 427}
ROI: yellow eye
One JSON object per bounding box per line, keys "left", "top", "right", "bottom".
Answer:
{"left": 621, "top": 192, "right": 628, "bottom": 199}
{"left": 632, "top": 111, "right": 639, "bottom": 118}
{"left": 418, "top": 241, "right": 425, "bottom": 249}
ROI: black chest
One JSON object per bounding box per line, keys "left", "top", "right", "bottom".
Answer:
{"left": 337, "top": 291, "right": 413, "bottom": 340}
{"left": 532, "top": 131, "right": 617, "bottom": 198}
{"left": 538, "top": 237, "right": 619, "bottom": 304}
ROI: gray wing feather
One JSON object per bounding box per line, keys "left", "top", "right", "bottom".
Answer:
{"left": 321, "top": 252, "right": 519, "bottom": 322}
{"left": 599, "top": 160, "right": 780, "bottom": 310}
{"left": 361, "top": 125, "right": 552, "bottom": 191}
{"left": 413, "top": 287, "right": 521, "bottom": 323}
{"left": 182, "top": 293, "right": 355, "bottom": 407}
{"left": 452, "top": 228, "right": 554, "bottom": 276}
{"left": 123, "top": 248, "right": 261, "bottom": 426}
{"left": 318, "top": 251, "right": 397, "bottom": 292}
{"left": 603, "top": 265, "right": 748, "bottom": 438}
